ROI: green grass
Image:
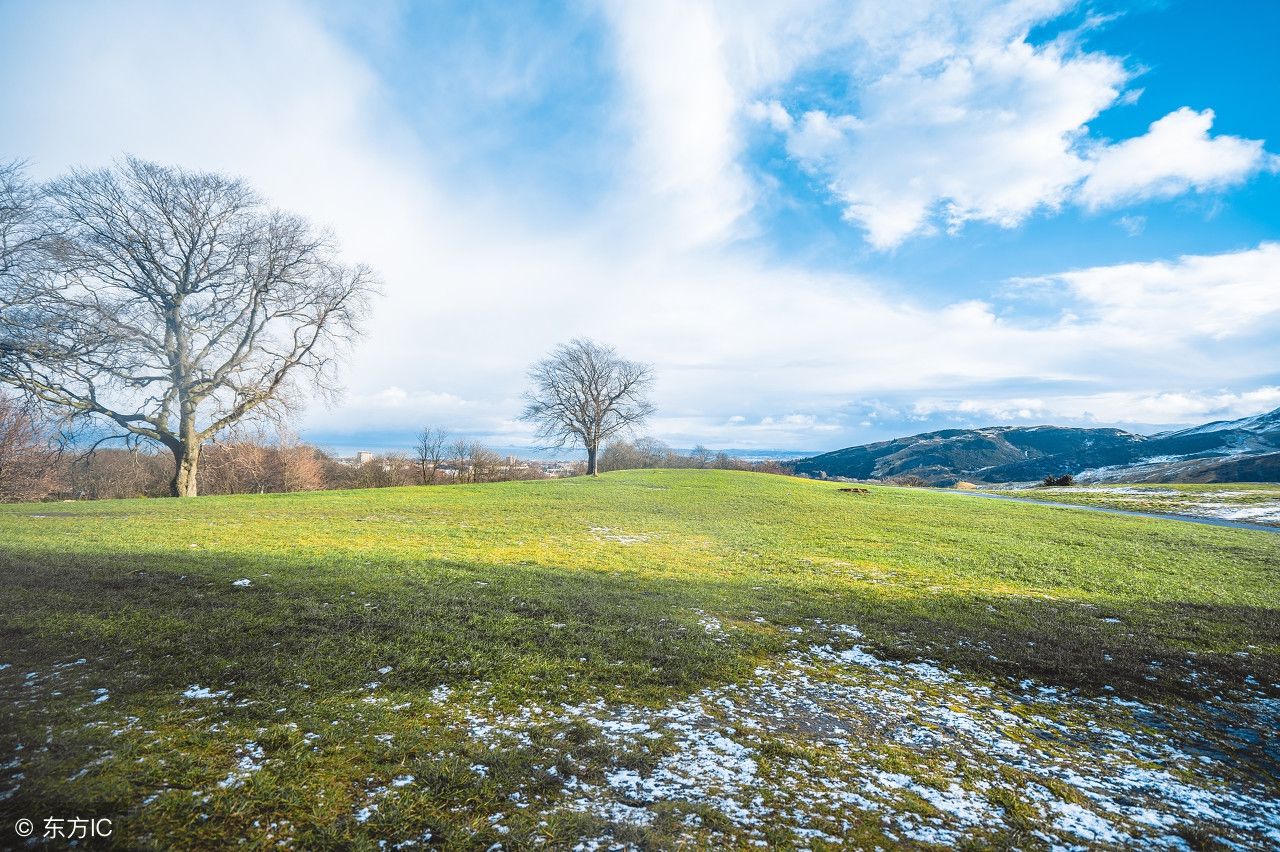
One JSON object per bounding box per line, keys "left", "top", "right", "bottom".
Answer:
{"left": 1, "top": 470, "right": 1277, "bottom": 848}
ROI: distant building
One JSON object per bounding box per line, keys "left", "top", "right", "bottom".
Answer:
{"left": 541, "top": 460, "right": 585, "bottom": 478}
{"left": 355, "top": 451, "right": 374, "bottom": 465}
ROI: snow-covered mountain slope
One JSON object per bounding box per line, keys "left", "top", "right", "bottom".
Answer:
{"left": 792, "top": 407, "right": 1280, "bottom": 484}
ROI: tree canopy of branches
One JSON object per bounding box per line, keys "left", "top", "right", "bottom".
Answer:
{"left": 0, "top": 158, "right": 376, "bottom": 496}
{"left": 520, "top": 338, "right": 654, "bottom": 476}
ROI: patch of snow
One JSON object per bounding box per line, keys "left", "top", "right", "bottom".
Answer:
{"left": 217, "top": 742, "right": 265, "bottom": 789}
{"left": 589, "top": 526, "right": 649, "bottom": 545}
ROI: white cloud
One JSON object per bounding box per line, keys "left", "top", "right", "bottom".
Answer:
{"left": 745, "top": 99, "right": 795, "bottom": 132}
{"left": 1034, "top": 242, "right": 1280, "bottom": 340}
{"left": 720, "top": 6, "right": 1275, "bottom": 248}
{"left": 913, "top": 386, "right": 1280, "bottom": 428}
{"left": 601, "top": 0, "right": 756, "bottom": 249}
{"left": 1114, "top": 215, "right": 1145, "bottom": 236}
{"left": 1079, "top": 107, "right": 1279, "bottom": 209}
{"left": 731, "top": 1, "right": 1126, "bottom": 247}
{"left": 787, "top": 34, "right": 1124, "bottom": 247}
{"left": 602, "top": 2, "right": 1277, "bottom": 251}
{"left": 601, "top": 0, "right": 854, "bottom": 248}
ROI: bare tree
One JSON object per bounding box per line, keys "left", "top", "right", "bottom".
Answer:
{"left": 0, "top": 158, "right": 376, "bottom": 496}
{"left": 345, "top": 452, "right": 414, "bottom": 489}
{"left": 415, "top": 426, "right": 450, "bottom": 484}
{"left": 274, "top": 432, "right": 325, "bottom": 493}
{"left": 600, "top": 435, "right": 679, "bottom": 472}
{"left": 520, "top": 338, "right": 654, "bottom": 476}
{"left": 688, "top": 444, "right": 713, "bottom": 468}
{"left": 0, "top": 392, "right": 60, "bottom": 501}
{"left": 450, "top": 438, "right": 477, "bottom": 483}
{"left": 65, "top": 447, "right": 171, "bottom": 499}
{"left": 469, "top": 443, "right": 503, "bottom": 482}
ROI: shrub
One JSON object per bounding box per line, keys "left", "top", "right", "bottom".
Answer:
{"left": 887, "top": 474, "right": 930, "bottom": 488}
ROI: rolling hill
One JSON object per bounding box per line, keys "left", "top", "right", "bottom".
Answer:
{"left": 791, "top": 406, "right": 1280, "bottom": 484}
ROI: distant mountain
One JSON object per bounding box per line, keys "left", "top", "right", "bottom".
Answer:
{"left": 791, "top": 407, "right": 1280, "bottom": 485}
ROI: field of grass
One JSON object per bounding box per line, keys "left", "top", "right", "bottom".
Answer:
{"left": 989, "top": 482, "right": 1280, "bottom": 526}
{"left": 2, "top": 470, "right": 1278, "bottom": 848}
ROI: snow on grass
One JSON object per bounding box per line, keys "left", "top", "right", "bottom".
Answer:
{"left": 1011, "top": 485, "right": 1280, "bottom": 526}
{"left": 182, "top": 685, "right": 230, "bottom": 700}
{"left": 216, "top": 742, "right": 265, "bottom": 789}
{"left": 588, "top": 526, "right": 649, "bottom": 544}
{"left": 449, "top": 620, "right": 1280, "bottom": 847}
{"left": 1205, "top": 504, "right": 1280, "bottom": 523}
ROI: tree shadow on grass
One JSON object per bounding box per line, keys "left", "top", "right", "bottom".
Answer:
{"left": 2, "top": 541, "right": 1277, "bottom": 709}
{"left": 1, "top": 543, "right": 1277, "bottom": 842}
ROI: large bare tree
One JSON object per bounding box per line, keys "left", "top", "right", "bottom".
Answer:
{"left": 520, "top": 338, "right": 654, "bottom": 476}
{"left": 0, "top": 158, "right": 376, "bottom": 496}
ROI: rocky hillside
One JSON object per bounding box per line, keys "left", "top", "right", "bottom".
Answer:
{"left": 792, "top": 407, "right": 1280, "bottom": 484}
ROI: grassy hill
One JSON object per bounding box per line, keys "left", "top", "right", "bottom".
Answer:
{"left": 1, "top": 470, "right": 1277, "bottom": 847}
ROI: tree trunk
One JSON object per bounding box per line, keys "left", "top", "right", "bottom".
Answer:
{"left": 587, "top": 444, "right": 598, "bottom": 476}
{"left": 170, "top": 442, "right": 201, "bottom": 497}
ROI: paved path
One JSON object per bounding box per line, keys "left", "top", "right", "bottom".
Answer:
{"left": 938, "top": 489, "right": 1280, "bottom": 534}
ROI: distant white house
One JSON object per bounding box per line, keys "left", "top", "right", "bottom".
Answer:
{"left": 354, "top": 451, "right": 374, "bottom": 465}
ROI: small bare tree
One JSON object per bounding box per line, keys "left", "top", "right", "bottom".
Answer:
{"left": 0, "top": 158, "right": 376, "bottom": 496}
{"left": 688, "top": 444, "right": 714, "bottom": 468}
{"left": 274, "top": 433, "right": 324, "bottom": 493}
{"left": 520, "top": 338, "right": 654, "bottom": 476}
{"left": 469, "top": 443, "right": 503, "bottom": 482}
{"left": 345, "top": 452, "right": 414, "bottom": 489}
{"left": 0, "top": 392, "right": 60, "bottom": 501}
{"left": 415, "top": 425, "right": 450, "bottom": 485}
{"left": 450, "top": 437, "right": 477, "bottom": 483}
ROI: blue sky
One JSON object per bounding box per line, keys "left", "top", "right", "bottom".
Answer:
{"left": 1, "top": 0, "right": 1277, "bottom": 455}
